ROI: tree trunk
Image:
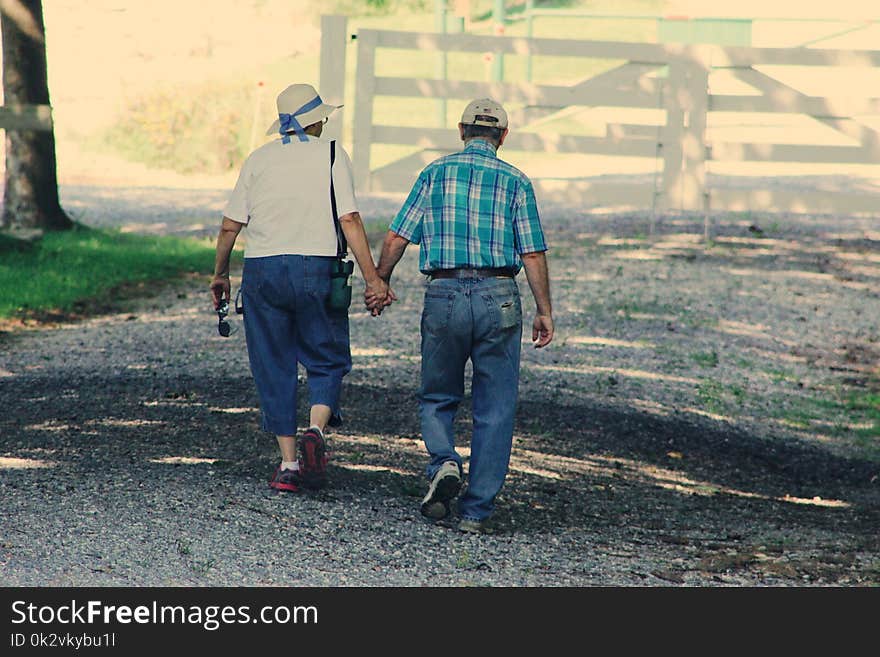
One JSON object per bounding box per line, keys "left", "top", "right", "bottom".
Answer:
{"left": 1, "top": 0, "right": 71, "bottom": 231}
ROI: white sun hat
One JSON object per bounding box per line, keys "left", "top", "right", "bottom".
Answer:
{"left": 265, "top": 83, "right": 342, "bottom": 141}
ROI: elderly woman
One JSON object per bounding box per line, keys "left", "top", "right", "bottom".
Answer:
{"left": 210, "top": 83, "right": 389, "bottom": 492}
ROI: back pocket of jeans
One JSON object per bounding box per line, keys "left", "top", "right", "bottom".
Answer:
{"left": 422, "top": 292, "right": 454, "bottom": 335}
{"left": 497, "top": 297, "right": 520, "bottom": 330}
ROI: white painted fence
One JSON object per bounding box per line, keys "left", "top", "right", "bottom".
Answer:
{"left": 320, "top": 15, "right": 879, "bottom": 216}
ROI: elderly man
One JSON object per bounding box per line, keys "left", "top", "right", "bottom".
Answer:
{"left": 372, "top": 98, "right": 553, "bottom": 533}
{"left": 211, "top": 83, "right": 388, "bottom": 493}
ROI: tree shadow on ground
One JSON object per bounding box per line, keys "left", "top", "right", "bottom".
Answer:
{"left": 5, "top": 373, "right": 878, "bottom": 548}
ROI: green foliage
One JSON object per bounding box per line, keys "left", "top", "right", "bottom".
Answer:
{"left": 97, "top": 81, "right": 253, "bottom": 174}
{"left": 334, "top": 0, "right": 430, "bottom": 16}
{"left": 364, "top": 218, "right": 393, "bottom": 245}
{"left": 0, "top": 225, "right": 229, "bottom": 319}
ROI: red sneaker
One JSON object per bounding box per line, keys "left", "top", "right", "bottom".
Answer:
{"left": 269, "top": 466, "right": 301, "bottom": 492}
{"left": 297, "top": 428, "right": 328, "bottom": 489}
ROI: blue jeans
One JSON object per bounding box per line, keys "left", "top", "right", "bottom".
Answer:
{"left": 241, "top": 255, "right": 351, "bottom": 435}
{"left": 419, "top": 276, "right": 523, "bottom": 521}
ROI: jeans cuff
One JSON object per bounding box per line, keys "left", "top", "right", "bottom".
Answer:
{"left": 260, "top": 413, "right": 297, "bottom": 436}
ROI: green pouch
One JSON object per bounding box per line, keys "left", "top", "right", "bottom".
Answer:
{"left": 328, "top": 258, "right": 354, "bottom": 312}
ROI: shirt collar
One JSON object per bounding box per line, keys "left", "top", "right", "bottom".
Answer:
{"left": 464, "top": 138, "right": 498, "bottom": 157}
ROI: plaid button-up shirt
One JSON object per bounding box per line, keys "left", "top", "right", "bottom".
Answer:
{"left": 390, "top": 138, "right": 547, "bottom": 274}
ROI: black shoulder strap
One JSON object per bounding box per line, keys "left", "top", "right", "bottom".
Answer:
{"left": 330, "top": 140, "right": 347, "bottom": 258}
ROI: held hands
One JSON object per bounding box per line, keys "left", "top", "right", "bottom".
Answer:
{"left": 532, "top": 314, "right": 554, "bottom": 348}
{"left": 364, "top": 277, "right": 396, "bottom": 317}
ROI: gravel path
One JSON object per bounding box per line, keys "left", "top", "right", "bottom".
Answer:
{"left": 1, "top": 184, "right": 878, "bottom": 587}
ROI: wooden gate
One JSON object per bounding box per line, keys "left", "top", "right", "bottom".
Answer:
{"left": 320, "top": 16, "right": 880, "bottom": 216}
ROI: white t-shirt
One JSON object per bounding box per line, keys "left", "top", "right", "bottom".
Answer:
{"left": 223, "top": 136, "right": 358, "bottom": 258}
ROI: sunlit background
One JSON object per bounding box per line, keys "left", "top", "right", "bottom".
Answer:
{"left": 7, "top": 0, "right": 873, "bottom": 196}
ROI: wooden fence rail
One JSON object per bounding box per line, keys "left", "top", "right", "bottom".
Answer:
{"left": 329, "top": 16, "right": 880, "bottom": 216}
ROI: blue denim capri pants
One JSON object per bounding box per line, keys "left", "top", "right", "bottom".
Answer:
{"left": 241, "top": 255, "right": 351, "bottom": 435}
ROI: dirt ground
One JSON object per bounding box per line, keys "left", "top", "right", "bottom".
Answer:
{"left": 2, "top": 204, "right": 878, "bottom": 586}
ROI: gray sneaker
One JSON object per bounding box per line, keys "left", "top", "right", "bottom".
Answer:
{"left": 420, "top": 461, "right": 462, "bottom": 520}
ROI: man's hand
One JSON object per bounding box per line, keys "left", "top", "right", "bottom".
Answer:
{"left": 210, "top": 274, "right": 230, "bottom": 310}
{"left": 521, "top": 251, "right": 553, "bottom": 348}
{"left": 364, "top": 278, "right": 395, "bottom": 316}
{"left": 532, "top": 314, "right": 554, "bottom": 348}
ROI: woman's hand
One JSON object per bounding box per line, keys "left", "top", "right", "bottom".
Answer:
{"left": 364, "top": 278, "right": 396, "bottom": 316}
{"left": 210, "top": 274, "right": 230, "bottom": 309}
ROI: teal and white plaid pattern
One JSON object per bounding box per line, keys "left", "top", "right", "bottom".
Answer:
{"left": 390, "top": 139, "right": 547, "bottom": 274}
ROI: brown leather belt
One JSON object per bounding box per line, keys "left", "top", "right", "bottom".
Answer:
{"left": 428, "top": 267, "right": 516, "bottom": 280}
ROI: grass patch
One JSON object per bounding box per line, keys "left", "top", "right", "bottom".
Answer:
{"left": 608, "top": 297, "right": 677, "bottom": 321}
{"left": 696, "top": 379, "right": 746, "bottom": 415}
{"left": 767, "top": 388, "right": 880, "bottom": 459}
{"left": 0, "top": 232, "right": 38, "bottom": 254}
{"left": 691, "top": 350, "right": 719, "bottom": 368}
{"left": 696, "top": 380, "right": 726, "bottom": 415}
{"left": 844, "top": 391, "right": 880, "bottom": 443}
{"left": 765, "top": 367, "right": 797, "bottom": 383}
{"left": 0, "top": 225, "right": 230, "bottom": 321}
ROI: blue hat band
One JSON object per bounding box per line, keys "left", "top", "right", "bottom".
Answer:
{"left": 279, "top": 95, "right": 324, "bottom": 144}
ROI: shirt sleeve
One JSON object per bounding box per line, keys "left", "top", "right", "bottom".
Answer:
{"left": 222, "top": 156, "right": 251, "bottom": 224}
{"left": 512, "top": 179, "right": 547, "bottom": 254}
{"left": 389, "top": 169, "right": 428, "bottom": 244}
{"left": 331, "top": 144, "right": 359, "bottom": 217}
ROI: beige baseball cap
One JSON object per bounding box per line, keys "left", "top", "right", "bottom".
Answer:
{"left": 460, "top": 98, "right": 508, "bottom": 129}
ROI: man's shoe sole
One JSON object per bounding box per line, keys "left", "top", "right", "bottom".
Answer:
{"left": 458, "top": 518, "right": 493, "bottom": 534}
{"left": 298, "top": 432, "right": 327, "bottom": 489}
{"left": 420, "top": 473, "right": 461, "bottom": 520}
